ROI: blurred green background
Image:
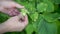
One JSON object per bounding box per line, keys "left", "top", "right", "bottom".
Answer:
{"left": 0, "top": 0, "right": 60, "bottom": 34}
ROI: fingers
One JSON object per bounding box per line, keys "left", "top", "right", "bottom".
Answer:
{"left": 0, "top": 6, "right": 20, "bottom": 16}
{"left": 0, "top": 1, "right": 12, "bottom": 8}
{"left": 9, "top": 2, "right": 24, "bottom": 8}
{"left": 16, "top": 13, "right": 28, "bottom": 25}
{"left": 9, "top": 13, "right": 23, "bottom": 20}
{"left": 8, "top": 15, "right": 20, "bottom": 21}
{"left": 18, "top": 15, "right": 28, "bottom": 31}
{"left": 7, "top": 8, "right": 20, "bottom": 16}
{"left": 13, "top": 2, "right": 24, "bottom": 8}
{"left": 4, "top": 14, "right": 28, "bottom": 32}
{"left": 18, "top": 14, "right": 28, "bottom": 26}
{"left": 22, "top": 15, "right": 28, "bottom": 25}
{"left": 0, "top": 1, "right": 24, "bottom": 8}
{"left": 0, "top": 1, "right": 24, "bottom": 16}
{"left": 18, "top": 13, "right": 24, "bottom": 19}
{"left": 8, "top": 1, "right": 24, "bottom": 8}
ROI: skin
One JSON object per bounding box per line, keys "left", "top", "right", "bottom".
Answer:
{"left": 0, "top": 14, "right": 28, "bottom": 34}
{"left": 0, "top": 0, "right": 28, "bottom": 34}
{"left": 0, "top": 0, "right": 24, "bottom": 16}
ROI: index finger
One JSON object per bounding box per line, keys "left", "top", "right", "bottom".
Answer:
{"left": 13, "top": 2, "right": 24, "bottom": 8}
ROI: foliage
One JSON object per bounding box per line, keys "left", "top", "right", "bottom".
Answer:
{"left": 0, "top": 0, "right": 60, "bottom": 34}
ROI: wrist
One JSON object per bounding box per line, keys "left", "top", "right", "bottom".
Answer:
{"left": 0, "top": 22, "right": 9, "bottom": 33}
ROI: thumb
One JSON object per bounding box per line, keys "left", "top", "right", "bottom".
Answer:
{"left": 14, "top": 2, "right": 24, "bottom": 8}
{"left": 8, "top": 16, "right": 20, "bottom": 21}
{"left": 9, "top": 13, "right": 23, "bottom": 20}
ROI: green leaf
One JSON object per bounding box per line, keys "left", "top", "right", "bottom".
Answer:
{"left": 21, "top": 8, "right": 30, "bottom": 16}
{"left": 50, "top": 0, "right": 60, "bottom": 4}
{"left": 29, "top": 12, "right": 38, "bottom": 21}
{"left": 0, "top": 12, "right": 10, "bottom": 23}
{"left": 37, "top": 2, "right": 54, "bottom": 12}
{"left": 42, "top": 13, "right": 60, "bottom": 22}
{"left": 57, "top": 26, "right": 60, "bottom": 34}
{"left": 25, "top": 24, "right": 34, "bottom": 34}
{"left": 25, "top": 3, "right": 36, "bottom": 13}
{"left": 37, "top": 3, "right": 47, "bottom": 12}
{"left": 36, "top": 15, "right": 57, "bottom": 34}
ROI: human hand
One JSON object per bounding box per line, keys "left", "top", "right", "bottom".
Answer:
{"left": 4, "top": 14, "right": 28, "bottom": 32}
{"left": 0, "top": 1, "right": 24, "bottom": 16}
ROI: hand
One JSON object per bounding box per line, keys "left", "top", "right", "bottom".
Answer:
{"left": 4, "top": 14, "right": 28, "bottom": 32}
{"left": 0, "top": 1, "right": 24, "bottom": 8}
{"left": 0, "top": 1, "right": 24, "bottom": 16}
